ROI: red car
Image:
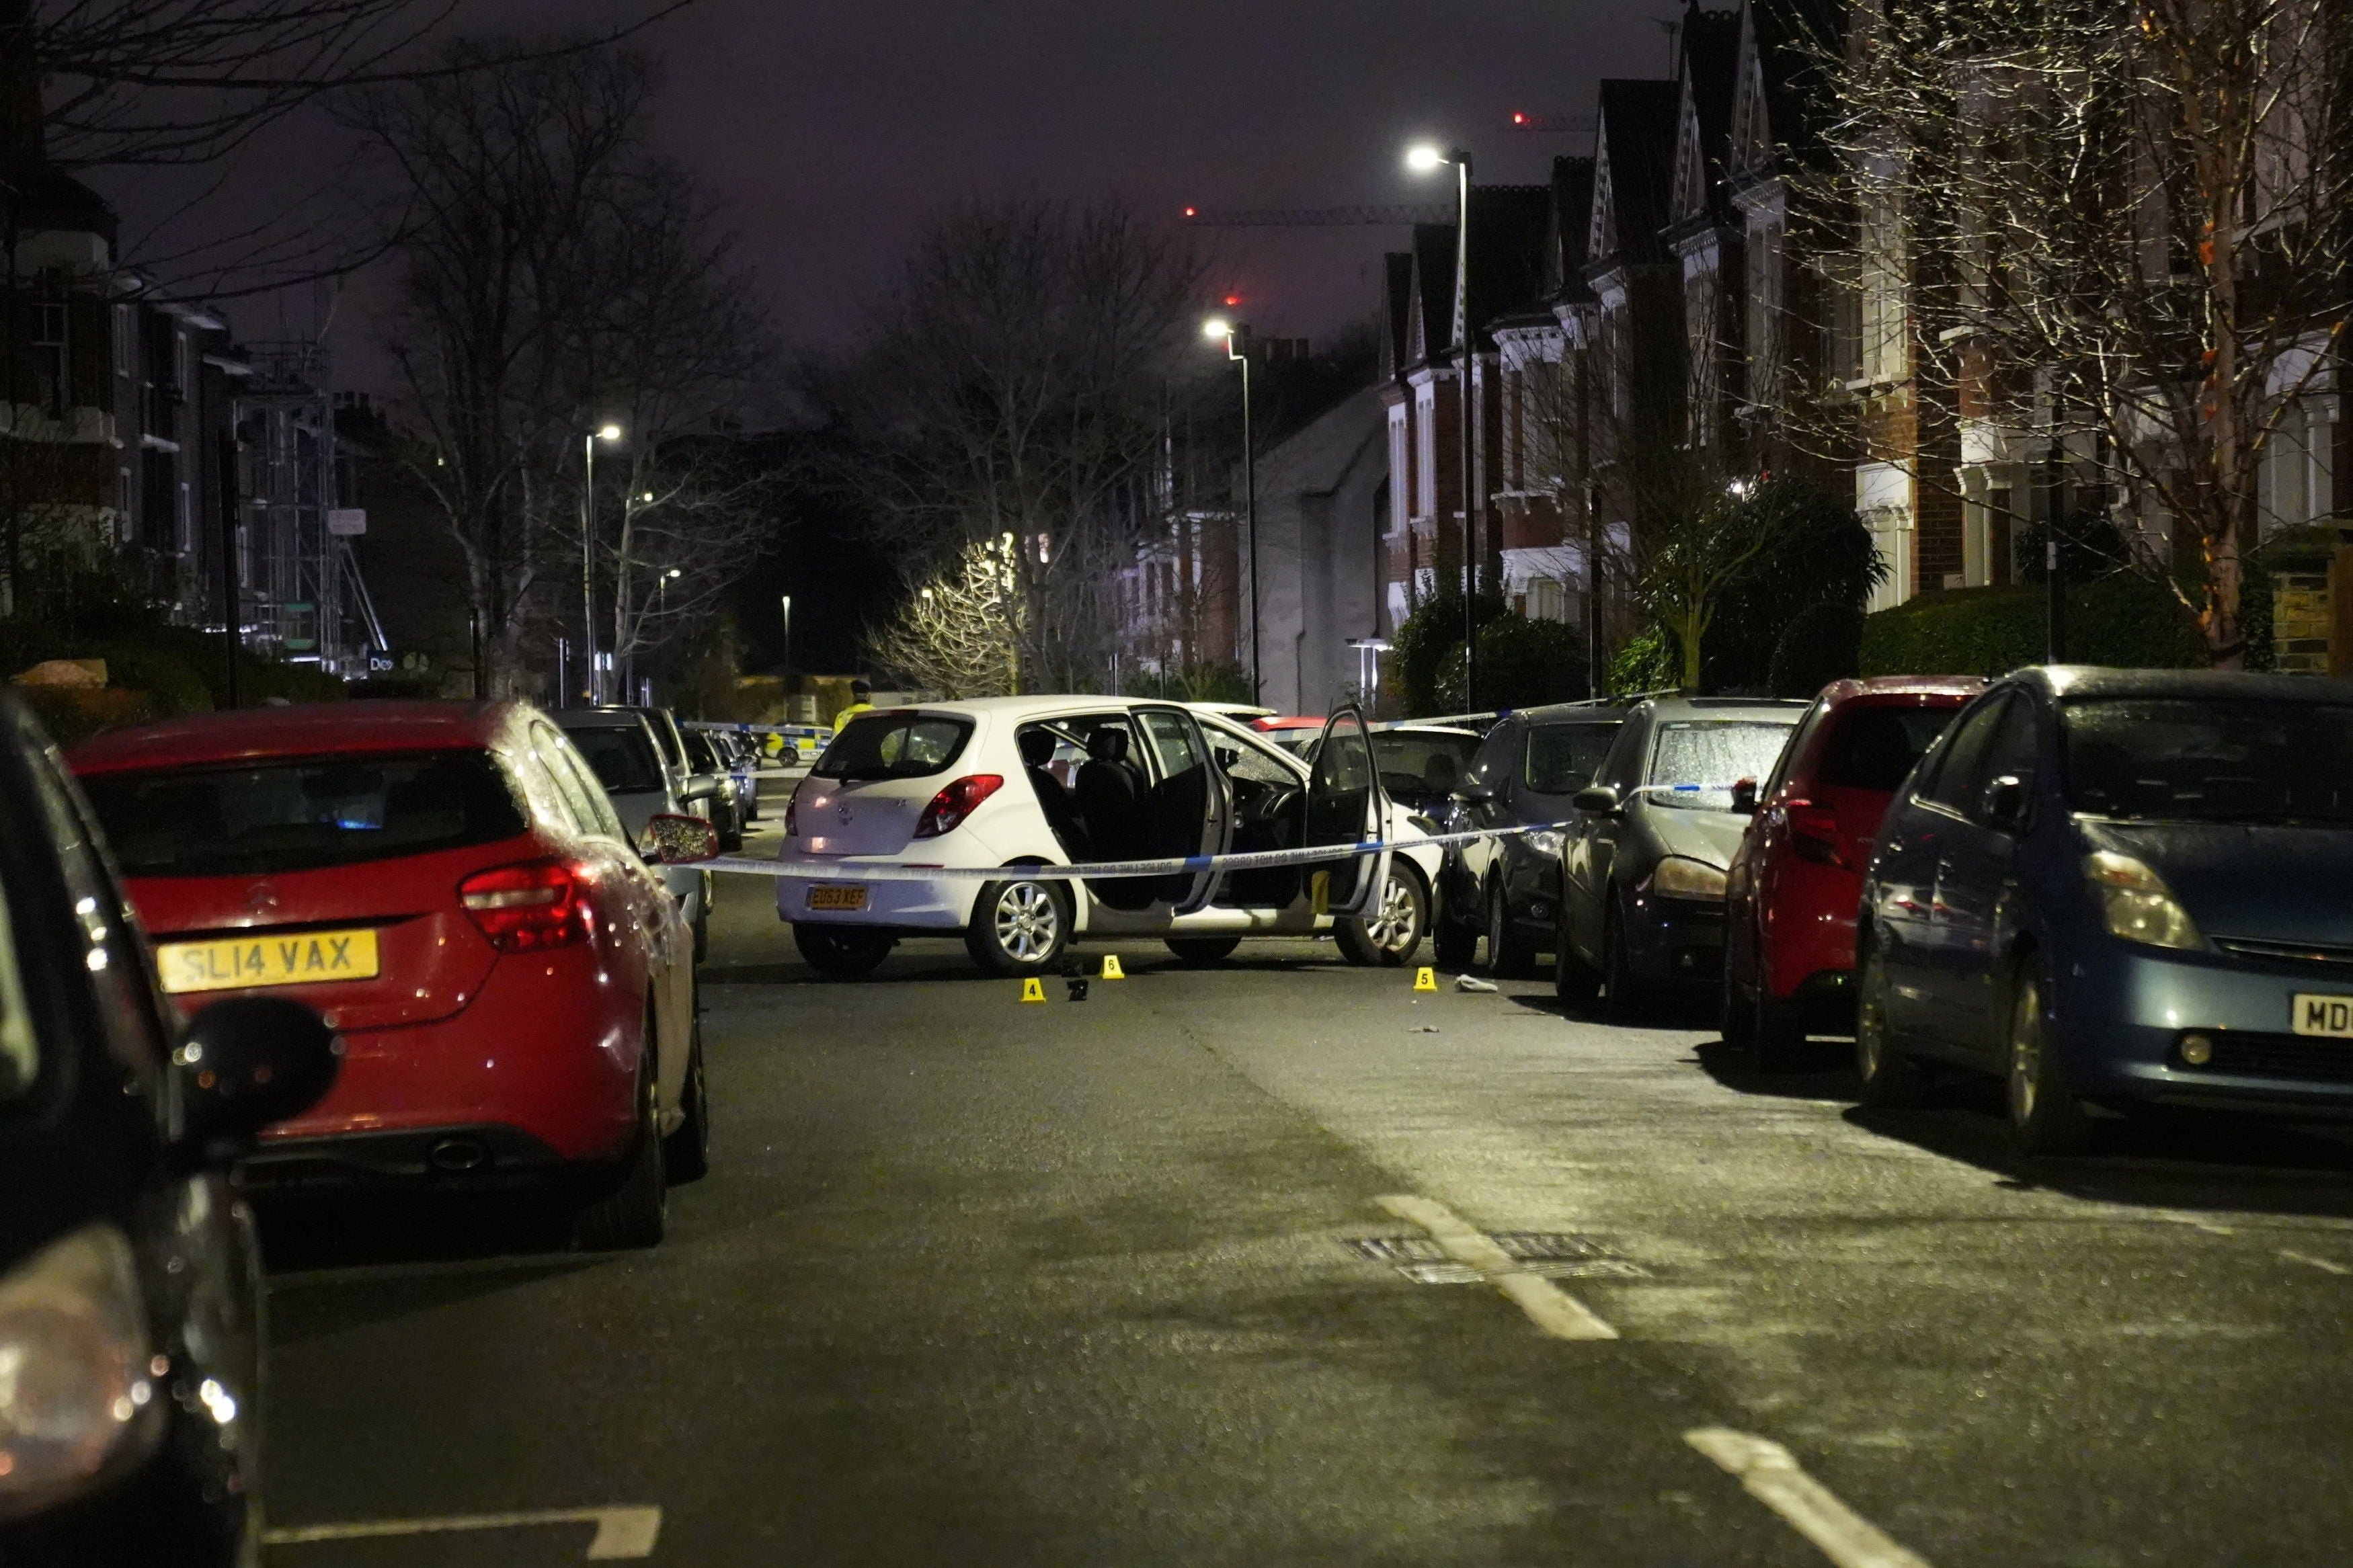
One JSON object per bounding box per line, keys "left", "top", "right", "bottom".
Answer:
{"left": 68, "top": 701, "right": 713, "bottom": 1248}
{"left": 1722, "top": 677, "right": 1985, "bottom": 1067}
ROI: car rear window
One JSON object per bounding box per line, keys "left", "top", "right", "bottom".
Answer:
{"left": 1818, "top": 705, "right": 1962, "bottom": 792}
{"left": 81, "top": 750, "right": 529, "bottom": 878}
{"left": 1524, "top": 723, "right": 1620, "bottom": 795}
{"left": 815, "top": 714, "right": 972, "bottom": 781}
{"left": 1371, "top": 732, "right": 1479, "bottom": 795}
{"left": 562, "top": 724, "right": 667, "bottom": 795}
{"left": 2064, "top": 698, "right": 2353, "bottom": 825}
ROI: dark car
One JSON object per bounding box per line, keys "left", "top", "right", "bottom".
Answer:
{"left": 1365, "top": 724, "right": 1485, "bottom": 819}
{"left": 1433, "top": 702, "right": 1626, "bottom": 975}
{"left": 1557, "top": 696, "right": 1808, "bottom": 1008}
{"left": 682, "top": 728, "right": 745, "bottom": 851}
{"left": 1858, "top": 667, "right": 2353, "bottom": 1153}
{"left": 1722, "top": 677, "right": 1983, "bottom": 1065}
{"left": 0, "top": 696, "right": 340, "bottom": 1565}
{"left": 555, "top": 708, "right": 719, "bottom": 960}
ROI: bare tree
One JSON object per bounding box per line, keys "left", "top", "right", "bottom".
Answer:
{"left": 820, "top": 197, "right": 1205, "bottom": 692}
{"left": 868, "top": 535, "right": 1022, "bottom": 699}
{"left": 1784, "top": 0, "right": 2353, "bottom": 665}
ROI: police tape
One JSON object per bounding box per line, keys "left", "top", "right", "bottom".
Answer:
{"left": 703, "top": 820, "right": 1573, "bottom": 883}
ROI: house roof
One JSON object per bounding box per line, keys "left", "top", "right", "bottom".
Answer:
{"left": 1587, "top": 79, "right": 1681, "bottom": 270}
{"left": 1464, "top": 184, "right": 1554, "bottom": 347}
{"left": 1731, "top": 0, "right": 1846, "bottom": 181}
{"left": 1670, "top": 6, "right": 1745, "bottom": 231}
{"left": 1406, "top": 221, "right": 1458, "bottom": 366}
{"left": 1380, "top": 251, "right": 1417, "bottom": 381}
{"left": 1546, "top": 157, "right": 1598, "bottom": 305}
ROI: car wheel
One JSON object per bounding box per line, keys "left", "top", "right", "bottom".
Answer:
{"left": 2007, "top": 954, "right": 2093, "bottom": 1155}
{"left": 1752, "top": 992, "right": 1808, "bottom": 1073}
{"left": 793, "top": 923, "right": 895, "bottom": 979}
{"left": 572, "top": 1063, "right": 666, "bottom": 1251}
{"left": 1720, "top": 970, "right": 1755, "bottom": 1049}
{"left": 966, "top": 876, "right": 1071, "bottom": 976}
{"left": 1431, "top": 877, "right": 1478, "bottom": 970}
{"left": 1336, "top": 863, "right": 1427, "bottom": 967}
{"left": 663, "top": 1005, "right": 710, "bottom": 1184}
{"left": 1165, "top": 936, "right": 1242, "bottom": 964}
{"left": 1854, "top": 938, "right": 1931, "bottom": 1108}
{"left": 1486, "top": 876, "right": 1540, "bottom": 979}
{"left": 1555, "top": 903, "right": 1602, "bottom": 1006}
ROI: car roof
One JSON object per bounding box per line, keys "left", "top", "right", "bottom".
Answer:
{"left": 1510, "top": 700, "right": 1630, "bottom": 725}
{"left": 1375, "top": 723, "right": 1478, "bottom": 737}
{"left": 551, "top": 706, "right": 662, "bottom": 731}
{"left": 67, "top": 700, "right": 513, "bottom": 774}
{"left": 1818, "top": 675, "right": 1987, "bottom": 704}
{"left": 2022, "top": 666, "right": 2353, "bottom": 703}
{"left": 1636, "top": 694, "right": 1811, "bottom": 721}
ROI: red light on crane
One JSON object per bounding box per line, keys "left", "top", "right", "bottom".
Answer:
{"left": 1512, "top": 111, "right": 1529, "bottom": 125}
{"left": 1223, "top": 294, "right": 1241, "bottom": 306}
{"left": 1183, "top": 206, "right": 1198, "bottom": 218}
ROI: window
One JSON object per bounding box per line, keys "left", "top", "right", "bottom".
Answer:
{"left": 1137, "top": 709, "right": 1204, "bottom": 780}
{"left": 1371, "top": 731, "right": 1478, "bottom": 798}
{"left": 1527, "top": 576, "right": 1567, "bottom": 623}
{"left": 1819, "top": 704, "right": 1965, "bottom": 793}
{"left": 813, "top": 714, "right": 972, "bottom": 782}
{"left": 1920, "top": 696, "right": 2009, "bottom": 813}
{"left": 561, "top": 723, "right": 667, "bottom": 796}
{"left": 33, "top": 299, "right": 69, "bottom": 413}
{"left": 1523, "top": 722, "right": 1620, "bottom": 796}
{"left": 112, "top": 304, "right": 134, "bottom": 379}
{"left": 2063, "top": 699, "right": 2353, "bottom": 826}
{"left": 1644, "top": 721, "right": 1798, "bottom": 812}
{"left": 81, "top": 751, "right": 528, "bottom": 879}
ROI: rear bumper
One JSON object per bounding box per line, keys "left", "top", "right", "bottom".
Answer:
{"left": 238, "top": 1123, "right": 565, "bottom": 1190}
{"left": 775, "top": 860, "right": 982, "bottom": 929}
{"left": 1760, "top": 861, "right": 1862, "bottom": 1001}
{"left": 259, "top": 946, "right": 642, "bottom": 1166}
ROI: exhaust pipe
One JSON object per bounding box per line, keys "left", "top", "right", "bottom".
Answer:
{"left": 428, "top": 1137, "right": 489, "bottom": 1172}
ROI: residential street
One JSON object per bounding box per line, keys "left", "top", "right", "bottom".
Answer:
{"left": 257, "top": 830, "right": 2353, "bottom": 1567}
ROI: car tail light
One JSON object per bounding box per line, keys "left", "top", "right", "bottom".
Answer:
{"left": 914, "top": 774, "right": 1004, "bottom": 839}
{"left": 457, "top": 860, "right": 591, "bottom": 952}
{"left": 1787, "top": 800, "right": 1843, "bottom": 866}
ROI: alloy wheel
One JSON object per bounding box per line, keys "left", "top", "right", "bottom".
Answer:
{"left": 994, "top": 882, "right": 1061, "bottom": 962}
{"left": 1365, "top": 870, "right": 1419, "bottom": 954}
{"left": 2008, "top": 974, "right": 2042, "bottom": 1125}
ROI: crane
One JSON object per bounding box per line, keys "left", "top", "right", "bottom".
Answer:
{"left": 1179, "top": 204, "right": 1451, "bottom": 226}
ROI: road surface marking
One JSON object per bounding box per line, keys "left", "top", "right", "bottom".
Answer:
{"left": 1686, "top": 1428, "right": 1931, "bottom": 1568}
{"left": 2280, "top": 1249, "right": 2351, "bottom": 1276}
{"left": 2151, "top": 1210, "right": 2236, "bottom": 1237}
{"left": 1375, "top": 1194, "right": 1618, "bottom": 1341}
{"left": 264, "top": 1505, "right": 660, "bottom": 1560}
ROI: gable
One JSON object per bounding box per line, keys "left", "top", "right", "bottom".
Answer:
{"left": 1673, "top": 80, "right": 1708, "bottom": 219}
{"left": 1588, "top": 119, "right": 1616, "bottom": 259}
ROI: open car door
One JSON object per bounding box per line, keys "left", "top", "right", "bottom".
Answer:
{"left": 1133, "top": 706, "right": 1232, "bottom": 915}
{"left": 1302, "top": 706, "right": 1388, "bottom": 918}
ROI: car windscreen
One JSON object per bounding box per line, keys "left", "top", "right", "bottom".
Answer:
{"left": 1819, "top": 705, "right": 1963, "bottom": 792}
{"left": 81, "top": 750, "right": 530, "bottom": 878}
{"left": 815, "top": 713, "right": 973, "bottom": 782}
{"left": 1524, "top": 723, "right": 1620, "bottom": 796}
{"left": 1645, "top": 720, "right": 1796, "bottom": 811}
{"left": 563, "top": 724, "right": 668, "bottom": 795}
{"left": 1371, "top": 732, "right": 1479, "bottom": 797}
{"left": 2063, "top": 698, "right": 2353, "bottom": 825}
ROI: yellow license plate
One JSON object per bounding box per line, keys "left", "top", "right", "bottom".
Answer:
{"left": 157, "top": 928, "right": 381, "bottom": 995}
{"left": 2292, "top": 994, "right": 2353, "bottom": 1038}
{"left": 807, "top": 884, "right": 869, "bottom": 911}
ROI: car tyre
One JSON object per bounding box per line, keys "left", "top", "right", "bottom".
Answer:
{"left": 2007, "top": 954, "right": 2093, "bottom": 1155}
{"left": 664, "top": 1005, "right": 710, "bottom": 1184}
{"left": 967, "top": 876, "right": 1072, "bottom": 977}
{"left": 1751, "top": 993, "right": 1808, "bottom": 1073}
{"left": 794, "top": 923, "right": 895, "bottom": 979}
{"left": 1336, "top": 863, "right": 1427, "bottom": 967}
{"left": 1165, "top": 936, "right": 1242, "bottom": 964}
{"left": 1431, "top": 878, "right": 1478, "bottom": 970}
{"left": 1720, "top": 972, "right": 1755, "bottom": 1049}
{"left": 1599, "top": 895, "right": 1646, "bottom": 1016}
{"left": 1486, "top": 876, "right": 1540, "bottom": 979}
{"left": 1854, "top": 938, "right": 1931, "bottom": 1108}
{"left": 572, "top": 1064, "right": 666, "bottom": 1251}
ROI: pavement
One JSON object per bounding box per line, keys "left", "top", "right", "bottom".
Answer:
{"left": 257, "top": 821, "right": 2353, "bottom": 1566}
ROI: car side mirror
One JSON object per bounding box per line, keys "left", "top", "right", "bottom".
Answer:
{"left": 1213, "top": 745, "right": 1241, "bottom": 770}
{"left": 175, "top": 997, "right": 340, "bottom": 1158}
{"left": 639, "top": 813, "right": 721, "bottom": 864}
{"left": 679, "top": 773, "right": 722, "bottom": 803}
{"left": 1983, "top": 772, "right": 2032, "bottom": 833}
{"left": 1572, "top": 784, "right": 1622, "bottom": 815}
{"left": 1730, "top": 777, "right": 1759, "bottom": 816}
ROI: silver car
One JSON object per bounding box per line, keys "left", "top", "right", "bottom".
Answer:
{"left": 555, "top": 708, "right": 717, "bottom": 960}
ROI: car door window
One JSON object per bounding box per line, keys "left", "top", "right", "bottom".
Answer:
{"left": 22, "top": 749, "right": 168, "bottom": 1095}
{"left": 530, "top": 725, "right": 610, "bottom": 838}
{"left": 1969, "top": 694, "right": 2041, "bottom": 825}
{"left": 1213, "top": 728, "right": 1300, "bottom": 786}
{"left": 1922, "top": 695, "right": 2009, "bottom": 814}
{"left": 1524, "top": 722, "right": 1619, "bottom": 798}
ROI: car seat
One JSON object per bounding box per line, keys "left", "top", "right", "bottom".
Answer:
{"left": 1075, "top": 727, "right": 1146, "bottom": 861}
{"left": 1020, "top": 729, "right": 1090, "bottom": 858}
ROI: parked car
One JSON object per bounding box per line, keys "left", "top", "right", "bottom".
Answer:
{"left": 1250, "top": 714, "right": 1325, "bottom": 756}
{"left": 708, "top": 729, "right": 763, "bottom": 824}
{"left": 1721, "top": 677, "right": 1984, "bottom": 1065}
{"left": 1367, "top": 723, "right": 1484, "bottom": 819}
{"left": 70, "top": 701, "right": 715, "bottom": 1249}
{"left": 777, "top": 700, "right": 1442, "bottom": 978}
{"left": 1557, "top": 695, "right": 1809, "bottom": 1008}
{"left": 0, "top": 695, "right": 340, "bottom": 1566}
{"left": 1433, "top": 702, "right": 1626, "bottom": 975}
{"left": 555, "top": 708, "right": 719, "bottom": 960}
{"left": 1857, "top": 667, "right": 2353, "bottom": 1152}
{"left": 682, "top": 728, "right": 746, "bottom": 852}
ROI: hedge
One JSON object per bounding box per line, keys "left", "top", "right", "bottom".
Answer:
{"left": 1859, "top": 577, "right": 2208, "bottom": 678}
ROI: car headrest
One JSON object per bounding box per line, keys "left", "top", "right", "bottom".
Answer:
{"left": 1018, "top": 729, "right": 1057, "bottom": 768}
{"left": 1086, "top": 728, "right": 1131, "bottom": 765}
{"left": 1423, "top": 753, "right": 1460, "bottom": 791}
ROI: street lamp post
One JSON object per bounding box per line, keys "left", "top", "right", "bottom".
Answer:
{"left": 1408, "top": 142, "right": 1476, "bottom": 712}
{"left": 1203, "top": 317, "right": 1261, "bottom": 703}
{"left": 582, "top": 422, "right": 622, "bottom": 702}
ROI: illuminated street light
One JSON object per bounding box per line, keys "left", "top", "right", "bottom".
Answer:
{"left": 1406, "top": 141, "right": 1478, "bottom": 708}
{"left": 1202, "top": 317, "right": 1233, "bottom": 339}
{"left": 580, "top": 422, "right": 625, "bottom": 702}
{"left": 1205, "top": 317, "right": 1261, "bottom": 704}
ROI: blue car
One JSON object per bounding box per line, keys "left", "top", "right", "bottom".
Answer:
{"left": 1856, "top": 667, "right": 2353, "bottom": 1152}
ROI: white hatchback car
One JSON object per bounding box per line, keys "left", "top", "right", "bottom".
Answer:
{"left": 776, "top": 698, "right": 1441, "bottom": 977}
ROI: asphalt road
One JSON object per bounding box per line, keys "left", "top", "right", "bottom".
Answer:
{"left": 257, "top": 823, "right": 2353, "bottom": 1567}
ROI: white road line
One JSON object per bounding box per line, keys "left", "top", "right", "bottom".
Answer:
{"left": 1685, "top": 1428, "right": 1931, "bottom": 1568}
{"left": 2280, "top": 1249, "right": 2352, "bottom": 1276}
{"left": 264, "top": 1505, "right": 661, "bottom": 1560}
{"left": 1374, "top": 1194, "right": 1618, "bottom": 1341}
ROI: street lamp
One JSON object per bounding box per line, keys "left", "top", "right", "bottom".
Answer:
{"left": 582, "top": 422, "right": 623, "bottom": 701}
{"left": 1204, "top": 317, "right": 1261, "bottom": 703}
{"left": 1407, "top": 141, "right": 1478, "bottom": 711}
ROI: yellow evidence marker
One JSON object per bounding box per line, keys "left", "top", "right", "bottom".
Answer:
{"left": 1413, "top": 966, "right": 1439, "bottom": 992}
{"left": 1021, "top": 976, "right": 1047, "bottom": 1003}
{"left": 1100, "top": 954, "right": 1126, "bottom": 980}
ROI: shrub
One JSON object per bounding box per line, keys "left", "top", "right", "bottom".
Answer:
{"left": 1393, "top": 587, "right": 1505, "bottom": 714}
{"left": 1431, "top": 613, "right": 1587, "bottom": 712}
{"left": 1769, "top": 600, "right": 1867, "bottom": 697}
{"left": 1860, "top": 577, "right": 2206, "bottom": 677}
{"left": 1608, "top": 624, "right": 1677, "bottom": 696}
{"left": 1701, "top": 477, "right": 1884, "bottom": 692}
